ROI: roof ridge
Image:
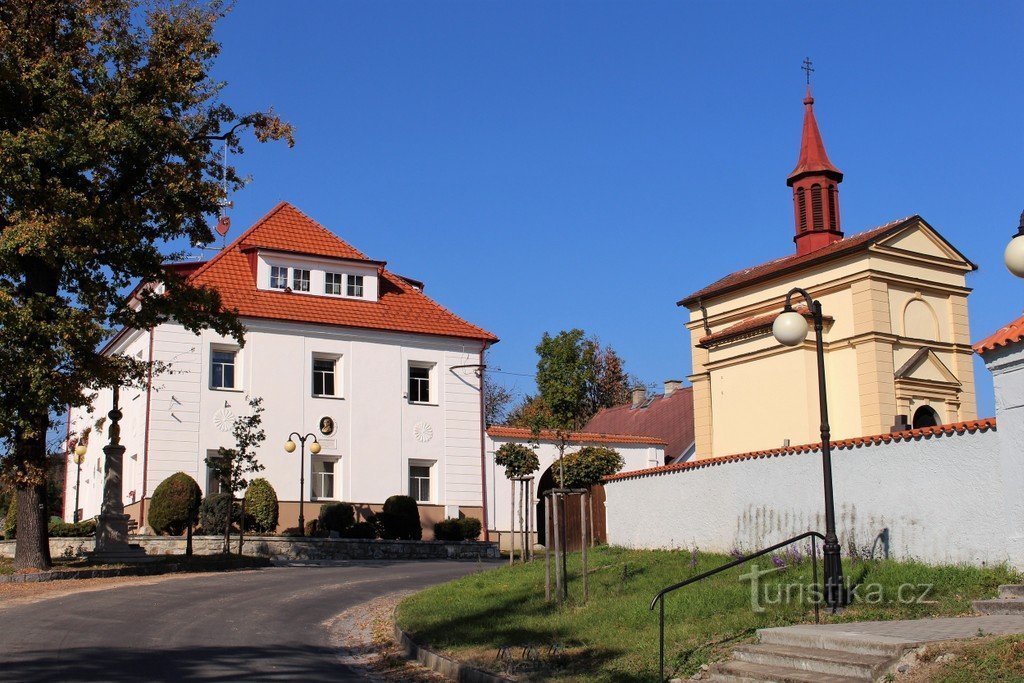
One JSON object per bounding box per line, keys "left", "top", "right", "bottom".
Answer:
{"left": 604, "top": 416, "right": 997, "bottom": 482}
{"left": 185, "top": 200, "right": 292, "bottom": 283}
{"left": 248, "top": 202, "right": 372, "bottom": 261}
{"left": 487, "top": 425, "right": 667, "bottom": 446}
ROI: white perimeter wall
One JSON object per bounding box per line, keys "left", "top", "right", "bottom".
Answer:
{"left": 606, "top": 341, "right": 1024, "bottom": 568}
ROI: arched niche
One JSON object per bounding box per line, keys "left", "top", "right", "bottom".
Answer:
{"left": 903, "top": 297, "right": 939, "bottom": 340}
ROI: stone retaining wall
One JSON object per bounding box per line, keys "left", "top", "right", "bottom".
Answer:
{"left": 0, "top": 536, "right": 499, "bottom": 561}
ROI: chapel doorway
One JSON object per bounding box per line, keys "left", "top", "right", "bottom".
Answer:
{"left": 912, "top": 405, "right": 940, "bottom": 429}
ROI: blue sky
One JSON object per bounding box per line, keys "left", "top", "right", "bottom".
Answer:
{"left": 206, "top": 1, "right": 1022, "bottom": 417}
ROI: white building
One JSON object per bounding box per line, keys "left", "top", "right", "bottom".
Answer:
{"left": 65, "top": 202, "right": 498, "bottom": 538}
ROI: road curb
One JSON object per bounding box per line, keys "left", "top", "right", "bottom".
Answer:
{"left": 0, "top": 556, "right": 271, "bottom": 584}
{"left": 393, "top": 622, "right": 511, "bottom": 683}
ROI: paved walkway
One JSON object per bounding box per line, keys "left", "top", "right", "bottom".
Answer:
{"left": 762, "top": 614, "right": 1024, "bottom": 647}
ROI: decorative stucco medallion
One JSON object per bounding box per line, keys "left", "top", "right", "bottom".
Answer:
{"left": 213, "top": 408, "right": 235, "bottom": 433}
{"left": 413, "top": 421, "right": 434, "bottom": 443}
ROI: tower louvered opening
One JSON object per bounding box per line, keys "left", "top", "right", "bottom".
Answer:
{"left": 811, "top": 184, "right": 824, "bottom": 230}
{"left": 797, "top": 188, "right": 807, "bottom": 231}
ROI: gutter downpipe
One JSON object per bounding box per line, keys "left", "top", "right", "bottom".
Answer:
{"left": 138, "top": 327, "right": 155, "bottom": 532}
{"left": 478, "top": 340, "right": 490, "bottom": 542}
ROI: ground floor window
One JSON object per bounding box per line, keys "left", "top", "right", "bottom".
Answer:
{"left": 205, "top": 453, "right": 228, "bottom": 495}
{"left": 312, "top": 458, "right": 338, "bottom": 500}
{"left": 409, "top": 462, "right": 433, "bottom": 503}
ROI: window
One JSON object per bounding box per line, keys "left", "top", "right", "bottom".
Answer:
{"left": 211, "top": 349, "right": 237, "bottom": 389}
{"left": 409, "top": 464, "right": 431, "bottom": 503}
{"left": 325, "top": 272, "right": 343, "bottom": 295}
{"left": 206, "top": 456, "right": 228, "bottom": 495}
{"left": 313, "top": 460, "right": 336, "bottom": 499}
{"left": 347, "top": 274, "right": 364, "bottom": 298}
{"left": 313, "top": 357, "right": 337, "bottom": 397}
{"left": 292, "top": 269, "right": 311, "bottom": 292}
{"left": 409, "top": 363, "right": 432, "bottom": 403}
{"left": 270, "top": 265, "right": 288, "bottom": 290}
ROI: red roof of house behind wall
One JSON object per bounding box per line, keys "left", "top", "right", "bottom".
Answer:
{"left": 583, "top": 387, "right": 694, "bottom": 461}
{"left": 185, "top": 202, "right": 497, "bottom": 343}
{"left": 974, "top": 312, "right": 1024, "bottom": 356}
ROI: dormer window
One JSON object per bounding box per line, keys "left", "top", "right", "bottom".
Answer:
{"left": 270, "top": 266, "right": 288, "bottom": 290}
{"left": 347, "top": 275, "right": 364, "bottom": 298}
{"left": 325, "top": 272, "right": 343, "bottom": 295}
{"left": 292, "top": 269, "right": 311, "bottom": 292}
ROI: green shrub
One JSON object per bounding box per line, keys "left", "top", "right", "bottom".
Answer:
{"left": 149, "top": 473, "right": 202, "bottom": 536}
{"left": 48, "top": 519, "right": 96, "bottom": 537}
{"left": 3, "top": 498, "right": 16, "bottom": 540}
{"left": 304, "top": 518, "right": 320, "bottom": 536}
{"left": 378, "top": 495, "right": 421, "bottom": 540}
{"left": 244, "top": 478, "right": 278, "bottom": 533}
{"left": 318, "top": 502, "right": 355, "bottom": 534}
{"left": 343, "top": 521, "right": 378, "bottom": 539}
{"left": 198, "top": 493, "right": 236, "bottom": 534}
{"left": 434, "top": 518, "right": 464, "bottom": 541}
{"left": 459, "top": 517, "right": 482, "bottom": 541}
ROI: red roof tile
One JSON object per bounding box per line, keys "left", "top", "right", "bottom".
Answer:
{"left": 582, "top": 387, "right": 694, "bottom": 460}
{"left": 487, "top": 425, "right": 667, "bottom": 447}
{"left": 604, "top": 417, "right": 996, "bottom": 482}
{"left": 188, "top": 202, "right": 497, "bottom": 343}
{"left": 678, "top": 217, "right": 919, "bottom": 308}
{"left": 974, "top": 313, "right": 1024, "bottom": 356}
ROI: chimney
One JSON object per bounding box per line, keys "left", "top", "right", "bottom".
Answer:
{"left": 631, "top": 387, "right": 647, "bottom": 409}
{"left": 664, "top": 380, "right": 683, "bottom": 397}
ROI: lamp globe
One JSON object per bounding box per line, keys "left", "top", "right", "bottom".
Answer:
{"left": 773, "top": 310, "right": 810, "bottom": 347}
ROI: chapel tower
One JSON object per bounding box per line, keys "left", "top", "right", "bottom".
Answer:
{"left": 787, "top": 87, "right": 844, "bottom": 256}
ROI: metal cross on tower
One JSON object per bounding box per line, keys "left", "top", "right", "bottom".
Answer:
{"left": 802, "top": 57, "right": 814, "bottom": 86}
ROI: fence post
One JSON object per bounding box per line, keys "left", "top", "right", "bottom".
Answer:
{"left": 552, "top": 491, "right": 563, "bottom": 605}
{"left": 509, "top": 480, "right": 515, "bottom": 566}
{"left": 581, "top": 491, "right": 588, "bottom": 602}
{"left": 544, "top": 493, "right": 551, "bottom": 602}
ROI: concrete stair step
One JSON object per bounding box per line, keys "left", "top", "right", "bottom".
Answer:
{"left": 732, "top": 643, "right": 887, "bottom": 679}
{"left": 974, "top": 598, "right": 1024, "bottom": 615}
{"left": 998, "top": 585, "right": 1024, "bottom": 599}
{"left": 706, "top": 659, "right": 866, "bottom": 683}
{"left": 757, "top": 625, "right": 914, "bottom": 657}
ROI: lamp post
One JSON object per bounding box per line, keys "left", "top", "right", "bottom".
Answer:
{"left": 772, "top": 287, "right": 846, "bottom": 611}
{"left": 284, "top": 432, "right": 321, "bottom": 536}
{"left": 72, "top": 444, "right": 87, "bottom": 523}
{"left": 1004, "top": 211, "right": 1024, "bottom": 278}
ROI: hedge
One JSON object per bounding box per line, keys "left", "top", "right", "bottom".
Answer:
{"left": 149, "top": 473, "right": 201, "bottom": 535}
{"left": 197, "top": 493, "right": 237, "bottom": 534}
{"left": 374, "top": 495, "right": 421, "bottom": 540}
{"left": 318, "top": 502, "right": 355, "bottom": 534}
{"left": 244, "top": 479, "right": 279, "bottom": 533}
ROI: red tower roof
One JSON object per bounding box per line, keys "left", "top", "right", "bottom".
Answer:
{"left": 787, "top": 88, "right": 842, "bottom": 185}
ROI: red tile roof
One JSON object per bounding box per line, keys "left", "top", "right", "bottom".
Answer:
{"left": 698, "top": 307, "right": 832, "bottom": 348}
{"left": 788, "top": 90, "right": 842, "bottom": 182}
{"left": 487, "top": 425, "right": 667, "bottom": 447}
{"left": 187, "top": 202, "right": 497, "bottom": 343}
{"left": 974, "top": 313, "right": 1024, "bottom": 356}
{"left": 582, "top": 387, "right": 694, "bottom": 460}
{"left": 604, "top": 417, "right": 997, "bottom": 482}
{"left": 678, "top": 217, "right": 919, "bottom": 308}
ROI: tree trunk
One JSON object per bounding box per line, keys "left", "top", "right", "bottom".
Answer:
{"left": 13, "top": 418, "right": 52, "bottom": 571}
{"left": 186, "top": 522, "right": 193, "bottom": 557}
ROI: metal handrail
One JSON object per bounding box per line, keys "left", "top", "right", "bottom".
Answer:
{"left": 650, "top": 530, "right": 827, "bottom": 682}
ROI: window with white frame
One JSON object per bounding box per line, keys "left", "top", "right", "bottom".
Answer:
{"left": 408, "top": 362, "right": 433, "bottom": 403}
{"left": 292, "top": 268, "right": 311, "bottom": 292}
{"left": 312, "top": 356, "right": 338, "bottom": 397}
{"left": 409, "top": 463, "right": 432, "bottom": 503}
{"left": 211, "top": 348, "right": 238, "bottom": 389}
{"left": 347, "top": 274, "right": 364, "bottom": 298}
{"left": 325, "top": 272, "right": 343, "bottom": 295}
{"left": 312, "top": 459, "right": 337, "bottom": 499}
{"left": 270, "top": 265, "right": 288, "bottom": 290}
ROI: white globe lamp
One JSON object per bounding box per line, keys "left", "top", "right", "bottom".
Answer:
{"left": 1006, "top": 234, "right": 1024, "bottom": 279}
{"left": 283, "top": 440, "right": 297, "bottom": 453}
{"left": 773, "top": 310, "right": 809, "bottom": 347}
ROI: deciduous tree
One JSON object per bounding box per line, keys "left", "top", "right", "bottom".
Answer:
{"left": 0, "top": 0, "right": 293, "bottom": 569}
{"left": 205, "top": 396, "right": 266, "bottom": 553}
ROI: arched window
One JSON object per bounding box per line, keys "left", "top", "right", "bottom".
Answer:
{"left": 811, "top": 184, "right": 823, "bottom": 230}
{"left": 827, "top": 185, "right": 837, "bottom": 230}
{"left": 912, "top": 405, "right": 940, "bottom": 429}
{"left": 797, "top": 188, "right": 807, "bottom": 231}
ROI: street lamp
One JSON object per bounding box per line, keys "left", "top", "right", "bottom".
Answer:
{"left": 72, "top": 443, "right": 87, "bottom": 523}
{"left": 773, "top": 287, "right": 846, "bottom": 611}
{"left": 284, "top": 433, "right": 321, "bottom": 536}
{"left": 1004, "top": 211, "right": 1024, "bottom": 278}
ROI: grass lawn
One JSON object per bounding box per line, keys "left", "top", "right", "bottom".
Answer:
{"left": 908, "top": 635, "right": 1024, "bottom": 682}
{"left": 397, "top": 546, "right": 1021, "bottom": 682}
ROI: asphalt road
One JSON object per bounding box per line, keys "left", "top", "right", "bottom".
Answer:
{"left": 0, "top": 559, "right": 489, "bottom": 682}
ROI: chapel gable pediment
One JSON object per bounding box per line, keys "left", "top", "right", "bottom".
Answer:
{"left": 894, "top": 347, "right": 960, "bottom": 386}
{"left": 873, "top": 219, "right": 974, "bottom": 269}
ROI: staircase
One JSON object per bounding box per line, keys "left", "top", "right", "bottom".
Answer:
{"left": 974, "top": 584, "right": 1024, "bottom": 616}
{"left": 704, "top": 626, "right": 909, "bottom": 682}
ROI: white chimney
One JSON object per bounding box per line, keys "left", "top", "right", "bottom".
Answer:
{"left": 664, "top": 380, "right": 683, "bottom": 397}
{"left": 631, "top": 386, "right": 647, "bottom": 409}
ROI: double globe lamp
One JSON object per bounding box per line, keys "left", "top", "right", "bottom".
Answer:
{"left": 284, "top": 433, "right": 320, "bottom": 536}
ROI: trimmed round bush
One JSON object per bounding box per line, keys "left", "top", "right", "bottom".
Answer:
{"left": 318, "top": 502, "right": 355, "bottom": 534}
{"left": 48, "top": 519, "right": 96, "bottom": 537}
{"left": 4, "top": 497, "right": 16, "bottom": 540}
{"left": 198, "top": 493, "right": 235, "bottom": 535}
{"left": 343, "top": 521, "right": 377, "bottom": 539}
{"left": 459, "top": 517, "right": 482, "bottom": 541}
{"left": 149, "top": 473, "right": 202, "bottom": 535}
{"left": 379, "top": 495, "right": 421, "bottom": 540}
{"left": 433, "top": 518, "right": 463, "bottom": 541}
{"left": 244, "top": 478, "right": 279, "bottom": 533}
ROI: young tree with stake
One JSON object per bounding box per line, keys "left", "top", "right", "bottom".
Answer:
{"left": 205, "top": 396, "right": 266, "bottom": 554}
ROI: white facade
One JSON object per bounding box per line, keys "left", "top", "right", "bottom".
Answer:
{"left": 65, "top": 319, "right": 487, "bottom": 531}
